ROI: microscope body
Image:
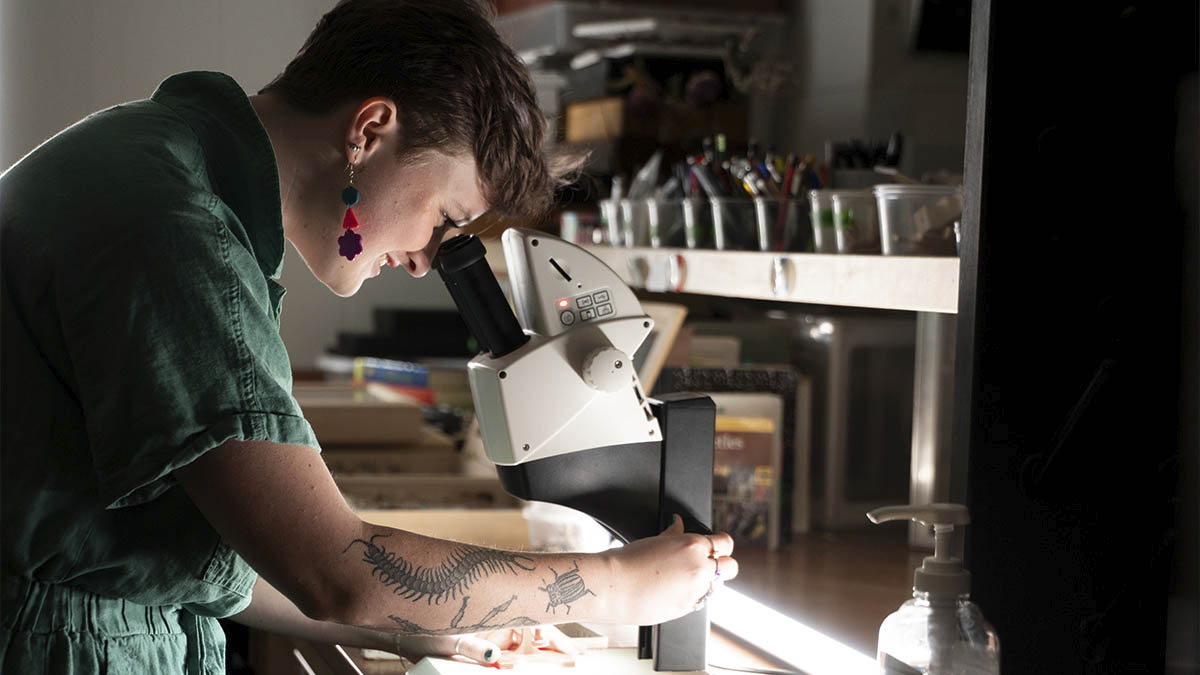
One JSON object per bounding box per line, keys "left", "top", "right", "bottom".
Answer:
{"left": 436, "top": 230, "right": 715, "bottom": 671}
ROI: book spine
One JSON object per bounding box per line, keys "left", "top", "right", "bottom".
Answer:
{"left": 370, "top": 382, "right": 437, "bottom": 406}
{"left": 352, "top": 357, "right": 430, "bottom": 387}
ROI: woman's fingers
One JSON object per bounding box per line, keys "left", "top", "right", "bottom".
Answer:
{"left": 469, "top": 626, "right": 581, "bottom": 656}
{"left": 611, "top": 521, "right": 742, "bottom": 625}
{"left": 714, "top": 554, "right": 739, "bottom": 582}
{"left": 706, "top": 532, "right": 735, "bottom": 559}
{"left": 449, "top": 635, "right": 500, "bottom": 665}
{"left": 532, "top": 625, "right": 583, "bottom": 655}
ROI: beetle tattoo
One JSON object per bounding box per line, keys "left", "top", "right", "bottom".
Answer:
{"left": 343, "top": 533, "right": 536, "bottom": 605}
{"left": 538, "top": 561, "right": 596, "bottom": 615}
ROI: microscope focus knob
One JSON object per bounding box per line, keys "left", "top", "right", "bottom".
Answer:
{"left": 582, "top": 346, "right": 632, "bottom": 392}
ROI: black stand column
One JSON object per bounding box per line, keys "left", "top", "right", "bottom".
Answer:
{"left": 492, "top": 392, "right": 715, "bottom": 672}
{"left": 642, "top": 393, "right": 715, "bottom": 672}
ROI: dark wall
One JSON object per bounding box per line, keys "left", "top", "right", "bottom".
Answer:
{"left": 953, "top": 1, "right": 1198, "bottom": 673}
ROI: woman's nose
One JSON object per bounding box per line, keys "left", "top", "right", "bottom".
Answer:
{"left": 407, "top": 226, "right": 453, "bottom": 278}
{"left": 405, "top": 251, "right": 433, "bottom": 278}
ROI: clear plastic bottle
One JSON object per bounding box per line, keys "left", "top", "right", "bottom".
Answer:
{"left": 868, "top": 504, "right": 1000, "bottom": 675}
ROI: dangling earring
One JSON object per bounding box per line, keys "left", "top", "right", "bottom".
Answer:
{"left": 338, "top": 144, "right": 363, "bottom": 260}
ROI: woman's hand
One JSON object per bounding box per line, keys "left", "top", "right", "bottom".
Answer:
{"left": 390, "top": 633, "right": 499, "bottom": 665}
{"left": 390, "top": 625, "right": 580, "bottom": 665}
{"left": 604, "top": 515, "right": 739, "bottom": 626}
{"left": 476, "top": 625, "right": 582, "bottom": 656}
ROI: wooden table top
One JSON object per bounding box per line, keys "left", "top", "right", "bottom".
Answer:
{"left": 725, "top": 528, "right": 925, "bottom": 657}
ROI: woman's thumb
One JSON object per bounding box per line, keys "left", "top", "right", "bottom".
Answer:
{"left": 662, "top": 513, "right": 685, "bottom": 535}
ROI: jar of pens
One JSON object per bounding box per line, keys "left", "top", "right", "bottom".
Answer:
{"left": 598, "top": 136, "right": 823, "bottom": 252}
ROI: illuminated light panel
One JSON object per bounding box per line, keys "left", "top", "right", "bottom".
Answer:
{"left": 709, "top": 587, "right": 877, "bottom": 675}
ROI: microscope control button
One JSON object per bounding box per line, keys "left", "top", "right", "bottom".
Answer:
{"left": 576, "top": 295, "right": 593, "bottom": 308}
{"left": 596, "top": 303, "right": 614, "bottom": 316}
{"left": 580, "top": 308, "right": 596, "bottom": 321}
{"left": 593, "top": 290, "right": 610, "bottom": 303}
{"left": 560, "top": 310, "right": 576, "bottom": 325}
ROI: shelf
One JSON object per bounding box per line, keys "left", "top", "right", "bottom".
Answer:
{"left": 494, "top": 1, "right": 786, "bottom": 67}
{"left": 581, "top": 246, "right": 960, "bottom": 314}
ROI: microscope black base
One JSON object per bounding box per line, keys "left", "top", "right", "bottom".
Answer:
{"left": 496, "top": 392, "right": 715, "bottom": 672}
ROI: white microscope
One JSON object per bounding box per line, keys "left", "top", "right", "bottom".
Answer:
{"left": 435, "top": 230, "right": 715, "bottom": 672}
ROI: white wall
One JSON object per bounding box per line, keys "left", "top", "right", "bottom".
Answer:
{"left": 865, "top": 0, "right": 969, "bottom": 176}
{"left": 774, "top": 0, "right": 875, "bottom": 160}
{"left": 1, "top": 0, "right": 456, "bottom": 370}
{"left": 1, "top": 0, "right": 326, "bottom": 169}
{"left": 757, "top": 0, "right": 968, "bottom": 179}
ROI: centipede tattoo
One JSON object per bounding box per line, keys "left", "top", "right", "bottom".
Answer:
{"left": 538, "top": 561, "right": 596, "bottom": 615}
{"left": 343, "top": 533, "right": 536, "bottom": 605}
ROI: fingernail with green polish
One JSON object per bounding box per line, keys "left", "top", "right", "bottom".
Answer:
{"left": 484, "top": 648, "right": 494, "bottom": 661}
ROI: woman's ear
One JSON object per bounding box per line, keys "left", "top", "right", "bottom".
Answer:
{"left": 345, "top": 97, "right": 401, "bottom": 164}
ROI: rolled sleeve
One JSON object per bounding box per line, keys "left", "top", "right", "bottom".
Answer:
{"left": 56, "top": 192, "right": 318, "bottom": 509}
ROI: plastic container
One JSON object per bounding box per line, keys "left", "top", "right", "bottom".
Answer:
{"left": 873, "top": 185, "right": 963, "bottom": 256}
{"left": 682, "top": 197, "right": 714, "bottom": 249}
{"left": 647, "top": 199, "right": 687, "bottom": 249}
{"left": 832, "top": 191, "right": 882, "bottom": 254}
{"left": 599, "top": 199, "right": 621, "bottom": 246}
{"left": 596, "top": 198, "right": 687, "bottom": 248}
{"left": 602, "top": 196, "right": 805, "bottom": 251}
{"left": 618, "top": 198, "right": 650, "bottom": 248}
{"left": 710, "top": 197, "right": 804, "bottom": 252}
{"left": 869, "top": 504, "right": 1000, "bottom": 674}
{"left": 522, "top": 501, "right": 615, "bottom": 553}
{"left": 877, "top": 595, "right": 1000, "bottom": 674}
{"left": 808, "top": 189, "right": 847, "bottom": 253}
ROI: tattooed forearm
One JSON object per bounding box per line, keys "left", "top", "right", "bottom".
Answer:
{"left": 539, "top": 561, "right": 597, "bottom": 615}
{"left": 388, "top": 595, "right": 540, "bottom": 635}
{"left": 342, "top": 534, "right": 536, "bottom": 605}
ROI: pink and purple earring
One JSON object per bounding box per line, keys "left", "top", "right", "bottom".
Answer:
{"left": 338, "top": 145, "right": 363, "bottom": 260}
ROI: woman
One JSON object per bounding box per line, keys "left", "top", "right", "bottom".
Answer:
{"left": 0, "top": 0, "right": 738, "bottom": 672}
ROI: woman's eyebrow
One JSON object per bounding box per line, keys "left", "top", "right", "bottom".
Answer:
{"left": 450, "top": 204, "right": 479, "bottom": 228}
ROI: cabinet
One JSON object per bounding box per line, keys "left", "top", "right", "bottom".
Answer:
{"left": 501, "top": 1, "right": 1194, "bottom": 671}
{"left": 569, "top": 246, "right": 958, "bottom": 664}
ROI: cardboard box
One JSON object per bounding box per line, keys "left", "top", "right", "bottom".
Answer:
{"left": 322, "top": 426, "right": 461, "bottom": 475}
{"left": 495, "top": 0, "right": 784, "bottom": 14}
{"left": 564, "top": 96, "right": 749, "bottom": 147}
{"left": 335, "top": 474, "right": 518, "bottom": 510}
{"left": 294, "top": 383, "right": 423, "bottom": 445}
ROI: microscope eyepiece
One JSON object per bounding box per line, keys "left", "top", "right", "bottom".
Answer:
{"left": 434, "top": 233, "right": 482, "bottom": 273}
{"left": 434, "top": 234, "right": 529, "bottom": 358}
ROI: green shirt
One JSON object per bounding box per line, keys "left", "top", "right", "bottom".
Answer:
{"left": 1, "top": 71, "right": 320, "bottom": 674}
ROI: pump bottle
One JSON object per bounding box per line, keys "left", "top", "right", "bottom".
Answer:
{"left": 867, "top": 504, "right": 999, "bottom": 674}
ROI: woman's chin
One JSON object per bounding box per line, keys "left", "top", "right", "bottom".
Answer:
{"left": 324, "top": 270, "right": 365, "bottom": 297}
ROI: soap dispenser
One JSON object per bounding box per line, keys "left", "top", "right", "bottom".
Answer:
{"left": 867, "top": 504, "right": 999, "bottom": 674}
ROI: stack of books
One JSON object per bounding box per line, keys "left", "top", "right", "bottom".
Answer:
{"left": 293, "top": 381, "right": 512, "bottom": 509}
{"left": 315, "top": 354, "right": 473, "bottom": 410}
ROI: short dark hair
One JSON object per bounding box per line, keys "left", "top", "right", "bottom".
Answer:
{"left": 261, "top": 0, "right": 575, "bottom": 219}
